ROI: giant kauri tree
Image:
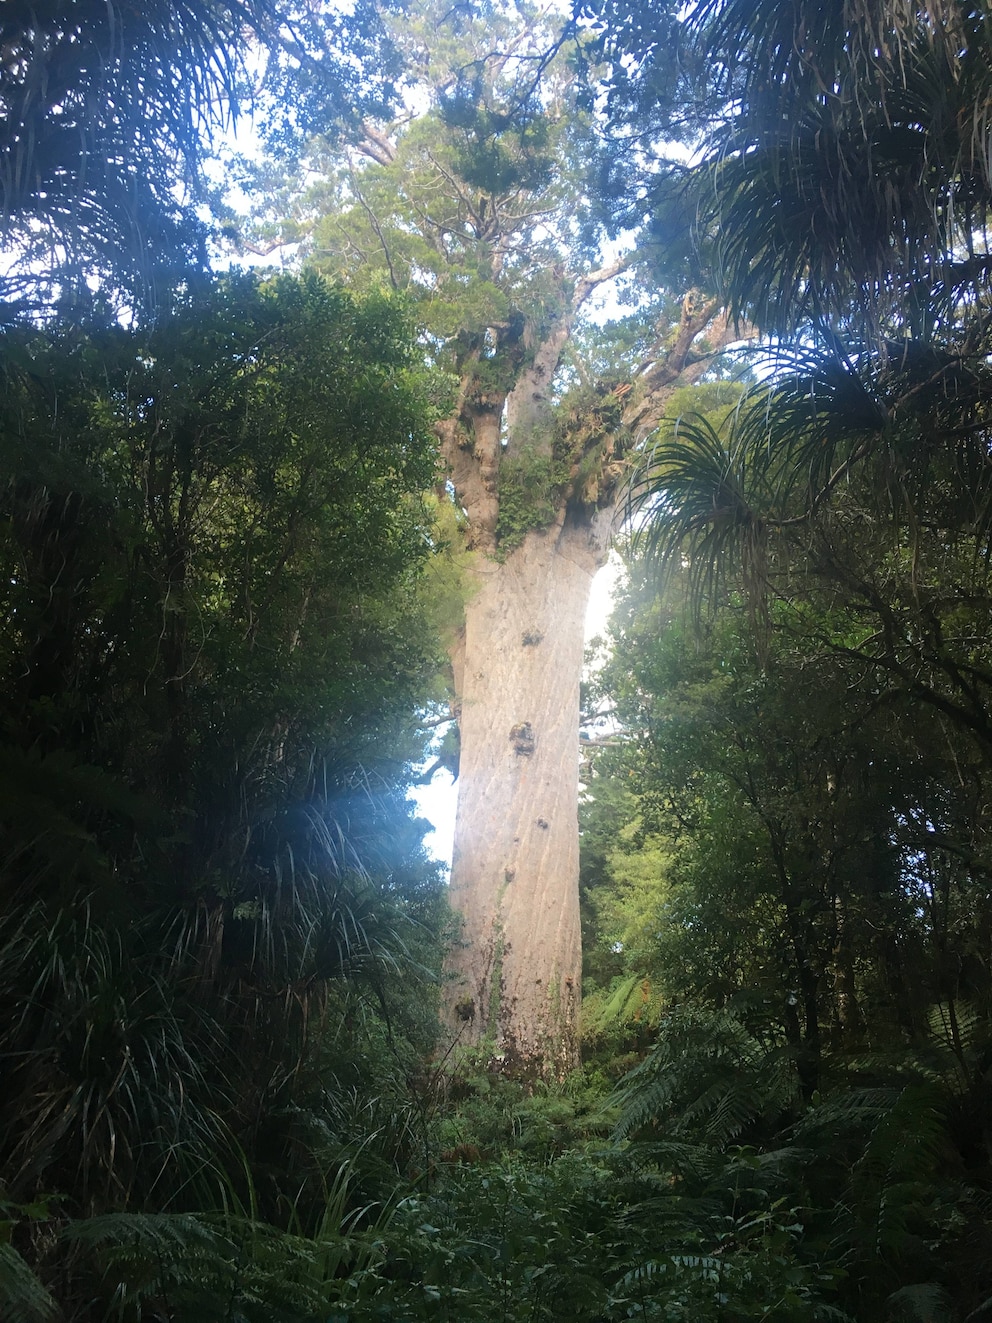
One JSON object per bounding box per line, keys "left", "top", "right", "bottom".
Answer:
{"left": 262, "top": 0, "right": 742, "bottom": 1074}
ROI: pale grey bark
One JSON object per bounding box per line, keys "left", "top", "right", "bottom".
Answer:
{"left": 440, "top": 293, "right": 746, "bottom": 1078}
{"left": 444, "top": 513, "right": 606, "bottom": 1076}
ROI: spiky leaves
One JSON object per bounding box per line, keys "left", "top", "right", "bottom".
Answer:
{"left": 589, "top": 0, "right": 992, "bottom": 342}
{"left": 0, "top": 0, "right": 400, "bottom": 314}
{"left": 688, "top": 0, "right": 992, "bottom": 337}
{"left": 626, "top": 326, "right": 992, "bottom": 623}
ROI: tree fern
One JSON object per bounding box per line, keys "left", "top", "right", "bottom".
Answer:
{"left": 60, "top": 1195, "right": 390, "bottom": 1323}
{"left": 582, "top": 974, "right": 662, "bottom": 1043}
{"left": 885, "top": 1282, "right": 951, "bottom": 1322}
{"left": 612, "top": 1005, "right": 799, "bottom": 1143}
{"left": 63, "top": 1212, "right": 234, "bottom": 1320}
{"left": 849, "top": 1084, "right": 948, "bottom": 1261}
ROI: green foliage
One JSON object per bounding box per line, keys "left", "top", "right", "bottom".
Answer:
{"left": 0, "top": 270, "right": 441, "bottom": 811}
{"left": 494, "top": 371, "right": 637, "bottom": 551}
{"left": 581, "top": 972, "right": 663, "bottom": 1060}
{"left": 314, "top": 1129, "right": 850, "bottom": 1322}
{"left": 612, "top": 1005, "right": 799, "bottom": 1144}
{"left": 296, "top": 1, "right": 599, "bottom": 353}
{"left": 9, "top": 4, "right": 992, "bottom": 1321}
{"left": 0, "top": 272, "right": 451, "bottom": 1314}
{"left": 495, "top": 446, "right": 569, "bottom": 552}
{"left": 440, "top": 88, "right": 556, "bottom": 203}
{"left": 418, "top": 493, "right": 480, "bottom": 647}
{"left": 579, "top": 527, "right": 992, "bottom": 1317}
{"left": 339, "top": 1154, "right": 622, "bottom": 1321}
{"left": 436, "top": 1063, "right": 615, "bottom": 1162}
{"left": 241, "top": 0, "right": 615, "bottom": 566}
{"left": 588, "top": 0, "right": 992, "bottom": 338}
{"left": 0, "top": 1242, "right": 58, "bottom": 1323}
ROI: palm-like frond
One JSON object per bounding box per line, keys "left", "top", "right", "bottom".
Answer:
{"left": 582, "top": 973, "right": 663, "bottom": 1040}
{"left": 626, "top": 413, "right": 765, "bottom": 613}
{"left": 626, "top": 332, "right": 992, "bottom": 618}
{"left": 63, "top": 1212, "right": 234, "bottom": 1318}
{"left": 850, "top": 1084, "right": 948, "bottom": 1257}
{"left": 623, "top": 364, "right": 848, "bottom": 618}
{"left": 0, "top": 1, "right": 401, "bottom": 308}
{"left": 683, "top": 0, "right": 992, "bottom": 340}
{"left": 693, "top": 1, "right": 992, "bottom": 313}
{"left": 0, "top": 901, "right": 228, "bottom": 1206}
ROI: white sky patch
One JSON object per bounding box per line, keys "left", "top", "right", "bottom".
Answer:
{"left": 412, "top": 769, "right": 456, "bottom": 869}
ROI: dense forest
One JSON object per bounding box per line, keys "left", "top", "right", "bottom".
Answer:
{"left": 3, "top": 1, "right": 992, "bottom": 1319}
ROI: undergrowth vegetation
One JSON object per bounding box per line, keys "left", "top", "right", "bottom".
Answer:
{"left": 10, "top": 1027, "right": 992, "bottom": 1321}
{"left": 4, "top": 296, "right": 992, "bottom": 1317}
{"left": 3, "top": 259, "right": 992, "bottom": 1323}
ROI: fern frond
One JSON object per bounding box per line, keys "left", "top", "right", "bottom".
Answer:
{"left": 0, "top": 1244, "right": 58, "bottom": 1323}
{"left": 618, "top": 1253, "right": 723, "bottom": 1290}
{"left": 793, "top": 1087, "right": 904, "bottom": 1139}
{"left": 886, "top": 1280, "right": 950, "bottom": 1322}
{"left": 62, "top": 1210, "right": 232, "bottom": 1308}
{"left": 61, "top": 1209, "right": 373, "bottom": 1319}
{"left": 612, "top": 1005, "right": 799, "bottom": 1143}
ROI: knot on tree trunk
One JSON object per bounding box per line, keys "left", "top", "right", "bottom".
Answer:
{"left": 510, "top": 721, "right": 535, "bottom": 755}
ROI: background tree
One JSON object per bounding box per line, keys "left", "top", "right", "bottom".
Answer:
{"left": 599, "top": 0, "right": 992, "bottom": 979}
{"left": 569, "top": 5, "right": 992, "bottom": 1307}
{"left": 0, "top": 273, "right": 449, "bottom": 1296}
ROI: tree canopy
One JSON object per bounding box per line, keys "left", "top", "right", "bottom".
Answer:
{"left": 0, "top": 271, "right": 449, "bottom": 1253}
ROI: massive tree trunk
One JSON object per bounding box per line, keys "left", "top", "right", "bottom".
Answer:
{"left": 438, "top": 294, "right": 742, "bottom": 1079}
{"left": 444, "top": 509, "right": 610, "bottom": 1076}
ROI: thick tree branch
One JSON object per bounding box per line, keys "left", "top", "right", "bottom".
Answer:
{"left": 623, "top": 297, "right": 755, "bottom": 440}
{"left": 355, "top": 122, "right": 397, "bottom": 166}
{"left": 572, "top": 254, "right": 634, "bottom": 312}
